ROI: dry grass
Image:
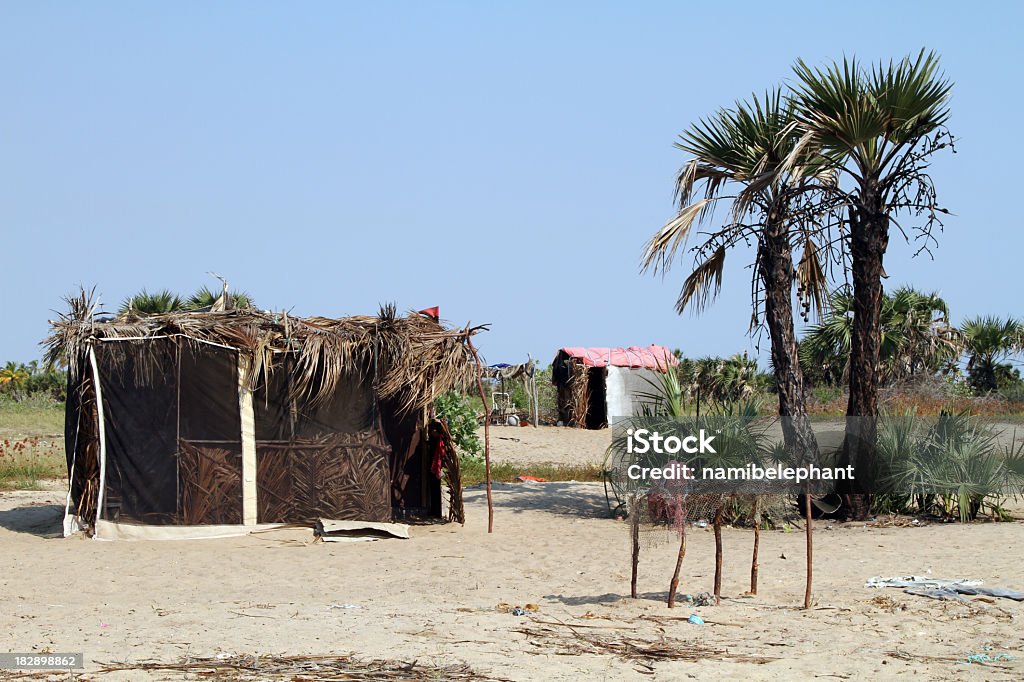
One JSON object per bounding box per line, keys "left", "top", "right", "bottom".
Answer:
{"left": 0, "top": 397, "right": 66, "bottom": 490}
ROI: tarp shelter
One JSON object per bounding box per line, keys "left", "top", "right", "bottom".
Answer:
{"left": 46, "top": 295, "right": 479, "bottom": 540}
{"left": 551, "top": 345, "right": 678, "bottom": 429}
{"left": 482, "top": 358, "right": 539, "bottom": 427}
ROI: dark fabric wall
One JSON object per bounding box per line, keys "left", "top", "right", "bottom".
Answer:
{"left": 94, "top": 340, "right": 179, "bottom": 523}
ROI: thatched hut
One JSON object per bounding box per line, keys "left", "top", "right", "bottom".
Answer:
{"left": 46, "top": 292, "right": 479, "bottom": 539}
{"left": 551, "top": 346, "right": 678, "bottom": 429}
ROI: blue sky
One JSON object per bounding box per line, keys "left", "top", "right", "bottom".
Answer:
{"left": 1, "top": 1, "right": 1020, "bottom": 367}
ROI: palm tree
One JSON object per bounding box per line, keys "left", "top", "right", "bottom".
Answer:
{"left": 185, "top": 286, "right": 253, "bottom": 312}
{"left": 642, "top": 91, "right": 830, "bottom": 454}
{"left": 118, "top": 286, "right": 255, "bottom": 317}
{"left": 0, "top": 361, "right": 30, "bottom": 397}
{"left": 119, "top": 289, "right": 186, "bottom": 316}
{"left": 644, "top": 91, "right": 831, "bottom": 607}
{"left": 789, "top": 51, "right": 954, "bottom": 519}
{"left": 800, "top": 286, "right": 960, "bottom": 385}
{"left": 960, "top": 316, "right": 1024, "bottom": 393}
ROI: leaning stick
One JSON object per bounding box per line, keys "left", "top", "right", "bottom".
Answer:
{"left": 466, "top": 332, "right": 493, "bottom": 533}
{"left": 750, "top": 496, "right": 760, "bottom": 595}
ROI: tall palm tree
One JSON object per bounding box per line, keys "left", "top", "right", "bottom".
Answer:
{"left": 643, "top": 91, "right": 829, "bottom": 462}
{"left": 961, "top": 316, "right": 1024, "bottom": 393}
{"left": 644, "top": 91, "right": 833, "bottom": 608}
{"left": 789, "top": 51, "right": 954, "bottom": 519}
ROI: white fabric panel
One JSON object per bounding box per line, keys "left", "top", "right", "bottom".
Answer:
{"left": 89, "top": 345, "right": 109, "bottom": 529}
{"left": 605, "top": 366, "right": 663, "bottom": 424}
{"left": 238, "top": 355, "right": 258, "bottom": 526}
{"left": 93, "top": 520, "right": 289, "bottom": 541}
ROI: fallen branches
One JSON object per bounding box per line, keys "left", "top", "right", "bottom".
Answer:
{"left": 98, "top": 653, "right": 511, "bottom": 681}
{"left": 515, "top": 622, "right": 779, "bottom": 668}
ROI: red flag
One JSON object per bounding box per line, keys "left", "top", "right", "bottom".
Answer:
{"left": 418, "top": 306, "right": 440, "bottom": 320}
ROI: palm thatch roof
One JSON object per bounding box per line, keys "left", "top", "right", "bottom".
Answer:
{"left": 45, "top": 289, "right": 484, "bottom": 413}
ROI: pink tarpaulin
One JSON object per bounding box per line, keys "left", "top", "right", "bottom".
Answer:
{"left": 558, "top": 345, "right": 678, "bottom": 371}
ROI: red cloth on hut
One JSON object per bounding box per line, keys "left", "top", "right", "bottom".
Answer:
{"left": 431, "top": 437, "right": 445, "bottom": 480}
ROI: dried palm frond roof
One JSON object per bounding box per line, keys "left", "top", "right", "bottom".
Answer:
{"left": 45, "top": 288, "right": 485, "bottom": 413}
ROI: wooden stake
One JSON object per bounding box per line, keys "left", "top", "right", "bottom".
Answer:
{"left": 713, "top": 503, "right": 724, "bottom": 605}
{"left": 804, "top": 491, "right": 813, "bottom": 609}
{"left": 750, "top": 496, "right": 760, "bottom": 596}
{"left": 666, "top": 498, "right": 688, "bottom": 608}
{"left": 466, "top": 333, "right": 493, "bottom": 533}
{"left": 630, "top": 497, "right": 640, "bottom": 599}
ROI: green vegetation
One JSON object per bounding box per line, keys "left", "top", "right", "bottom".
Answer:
{"left": 434, "top": 390, "right": 482, "bottom": 459}
{"left": 119, "top": 285, "right": 254, "bottom": 315}
{"left": 458, "top": 457, "right": 602, "bottom": 486}
{"left": 873, "top": 412, "right": 1024, "bottom": 522}
{"left": 0, "top": 361, "right": 67, "bottom": 401}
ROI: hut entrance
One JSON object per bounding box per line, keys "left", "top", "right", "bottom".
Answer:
{"left": 585, "top": 367, "right": 607, "bottom": 429}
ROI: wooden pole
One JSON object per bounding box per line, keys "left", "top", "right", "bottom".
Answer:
{"left": 750, "top": 496, "right": 760, "bottom": 596}
{"left": 467, "top": 333, "right": 493, "bottom": 533}
{"left": 630, "top": 497, "right": 640, "bottom": 599}
{"left": 713, "top": 503, "right": 724, "bottom": 605}
{"left": 804, "top": 490, "right": 813, "bottom": 609}
{"left": 666, "top": 497, "right": 688, "bottom": 608}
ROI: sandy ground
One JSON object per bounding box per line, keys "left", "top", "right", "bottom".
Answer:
{"left": 483, "top": 424, "right": 611, "bottom": 466}
{"left": 0, "top": 427, "right": 1022, "bottom": 680}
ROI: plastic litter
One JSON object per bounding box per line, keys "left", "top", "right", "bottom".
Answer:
{"left": 866, "top": 576, "right": 1024, "bottom": 602}
{"left": 687, "top": 614, "right": 704, "bottom": 625}
{"left": 512, "top": 607, "right": 526, "bottom": 616}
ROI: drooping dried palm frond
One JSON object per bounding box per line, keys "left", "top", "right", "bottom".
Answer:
{"left": 44, "top": 292, "right": 483, "bottom": 415}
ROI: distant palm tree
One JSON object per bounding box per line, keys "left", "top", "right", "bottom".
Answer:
{"left": 118, "top": 286, "right": 254, "bottom": 316}
{"left": 0, "top": 361, "right": 30, "bottom": 395}
{"left": 185, "top": 286, "right": 253, "bottom": 312}
{"left": 119, "top": 289, "right": 186, "bottom": 316}
{"left": 960, "top": 316, "right": 1024, "bottom": 393}
{"left": 800, "top": 287, "right": 960, "bottom": 385}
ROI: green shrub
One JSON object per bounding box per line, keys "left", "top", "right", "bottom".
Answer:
{"left": 435, "top": 391, "right": 482, "bottom": 460}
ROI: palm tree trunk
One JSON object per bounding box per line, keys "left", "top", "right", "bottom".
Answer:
{"left": 759, "top": 210, "right": 822, "bottom": 605}
{"left": 841, "top": 191, "right": 889, "bottom": 520}
{"left": 758, "top": 216, "right": 819, "bottom": 454}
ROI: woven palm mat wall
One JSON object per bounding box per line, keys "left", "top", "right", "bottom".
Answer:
{"left": 178, "top": 441, "right": 243, "bottom": 525}
{"left": 256, "top": 432, "right": 392, "bottom": 524}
